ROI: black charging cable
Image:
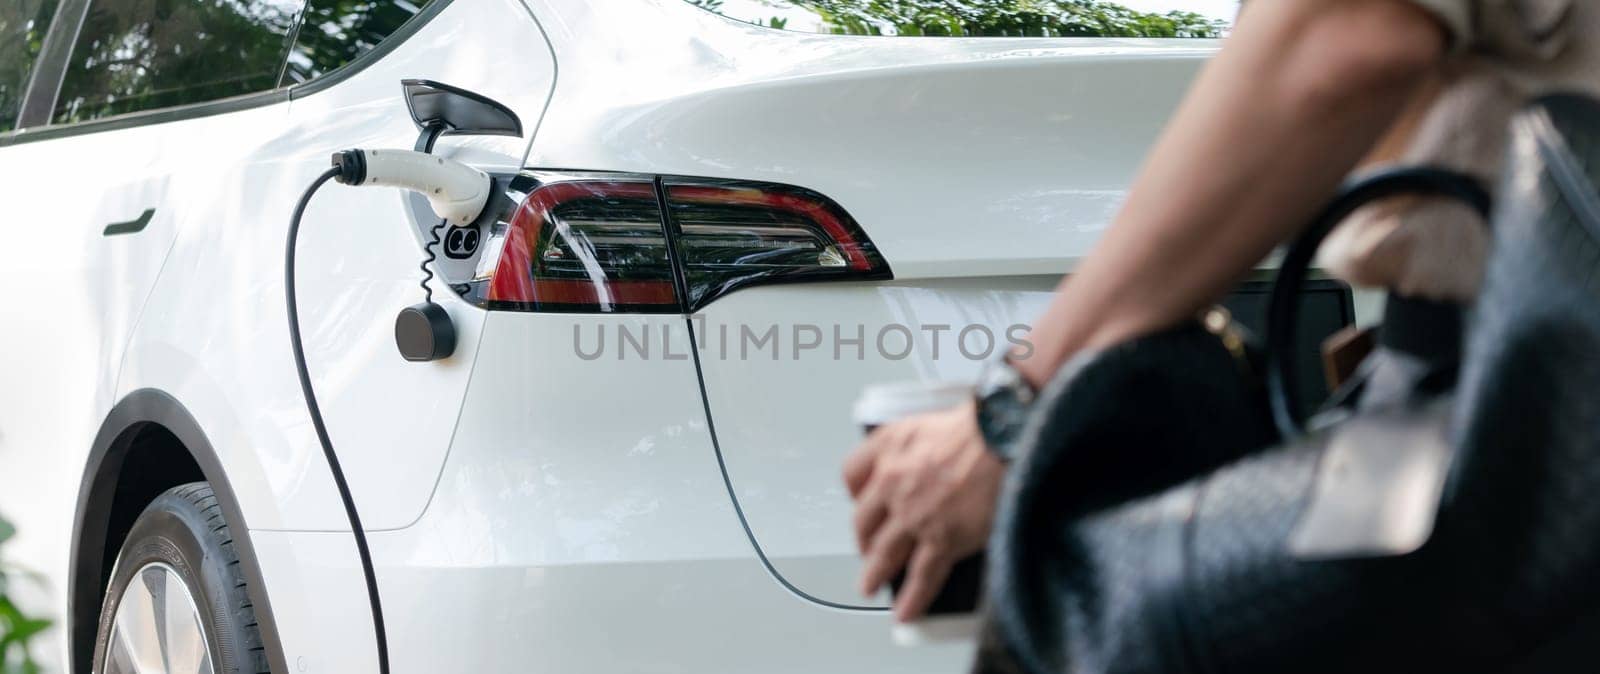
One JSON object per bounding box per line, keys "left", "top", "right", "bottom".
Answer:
{"left": 419, "top": 219, "right": 447, "bottom": 303}
{"left": 285, "top": 166, "right": 391, "bottom": 674}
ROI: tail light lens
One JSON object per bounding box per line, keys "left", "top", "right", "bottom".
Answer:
{"left": 483, "top": 179, "right": 678, "bottom": 313}
{"left": 470, "top": 173, "right": 890, "bottom": 313}
{"left": 663, "top": 179, "right": 888, "bottom": 310}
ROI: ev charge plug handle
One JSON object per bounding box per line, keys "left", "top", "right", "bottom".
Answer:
{"left": 327, "top": 148, "right": 479, "bottom": 362}
{"left": 331, "top": 148, "right": 492, "bottom": 225}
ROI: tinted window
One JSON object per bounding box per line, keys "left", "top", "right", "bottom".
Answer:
{"left": 281, "top": 0, "right": 434, "bottom": 86}
{"left": 0, "top": 0, "right": 59, "bottom": 131}
{"left": 52, "top": 0, "right": 300, "bottom": 124}
{"left": 684, "top": 0, "right": 1233, "bottom": 37}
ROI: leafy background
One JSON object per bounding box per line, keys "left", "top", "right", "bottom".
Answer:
{"left": 0, "top": 0, "right": 60, "bottom": 133}
{"left": 0, "top": 515, "right": 48, "bottom": 674}
{"left": 685, "top": 0, "right": 1227, "bottom": 37}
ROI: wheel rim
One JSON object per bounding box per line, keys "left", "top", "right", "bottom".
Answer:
{"left": 103, "top": 562, "right": 216, "bottom": 674}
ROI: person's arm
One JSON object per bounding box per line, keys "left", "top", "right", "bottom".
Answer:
{"left": 846, "top": 0, "right": 1451, "bottom": 623}
{"left": 1013, "top": 0, "right": 1447, "bottom": 386}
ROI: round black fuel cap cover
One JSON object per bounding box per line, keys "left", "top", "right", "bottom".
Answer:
{"left": 395, "top": 302, "right": 456, "bottom": 361}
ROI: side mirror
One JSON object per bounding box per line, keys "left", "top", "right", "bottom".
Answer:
{"left": 401, "top": 79, "right": 523, "bottom": 152}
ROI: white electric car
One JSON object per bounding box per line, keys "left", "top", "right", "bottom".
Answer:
{"left": 0, "top": 1, "right": 1346, "bottom": 672}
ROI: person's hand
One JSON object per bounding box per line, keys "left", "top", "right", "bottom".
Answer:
{"left": 842, "top": 400, "right": 1005, "bottom": 622}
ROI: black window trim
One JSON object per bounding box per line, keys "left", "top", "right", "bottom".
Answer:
{"left": 0, "top": 0, "right": 457, "bottom": 148}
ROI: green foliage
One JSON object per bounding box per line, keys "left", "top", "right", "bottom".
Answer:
{"left": 15, "top": 0, "right": 433, "bottom": 125}
{"left": 0, "top": 515, "right": 49, "bottom": 674}
{"left": 0, "top": 0, "right": 61, "bottom": 132}
{"left": 694, "top": 0, "right": 1225, "bottom": 38}
{"left": 51, "top": 0, "right": 299, "bottom": 124}
{"left": 283, "top": 0, "right": 436, "bottom": 85}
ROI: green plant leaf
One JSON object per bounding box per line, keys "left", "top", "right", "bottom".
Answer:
{"left": 1, "top": 618, "right": 47, "bottom": 645}
{"left": 0, "top": 529, "right": 51, "bottom": 674}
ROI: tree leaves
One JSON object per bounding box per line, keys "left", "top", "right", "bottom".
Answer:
{"left": 0, "top": 515, "right": 47, "bottom": 674}
{"left": 0, "top": 0, "right": 61, "bottom": 132}
{"left": 690, "top": 0, "right": 1226, "bottom": 38}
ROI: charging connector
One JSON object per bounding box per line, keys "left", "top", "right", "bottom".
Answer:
{"left": 331, "top": 148, "right": 492, "bottom": 225}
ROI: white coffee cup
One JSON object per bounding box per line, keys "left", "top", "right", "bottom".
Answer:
{"left": 852, "top": 380, "right": 984, "bottom": 647}
{"left": 852, "top": 381, "right": 972, "bottom": 432}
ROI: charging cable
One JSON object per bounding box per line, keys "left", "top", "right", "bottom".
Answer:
{"left": 283, "top": 151, "right": 491, "bottom": 674}
{"left": 284, "top": 166, "right": 391, "bottom": 674}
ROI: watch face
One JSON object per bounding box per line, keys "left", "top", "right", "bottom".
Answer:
{"left": 977, "top": 360, "right": 1032, "bottom": 462}
{"left": 978, "top": 358, "right": 1021, "bottom": 398}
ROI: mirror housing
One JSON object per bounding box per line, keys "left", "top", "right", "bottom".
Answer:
{"left": 401, "top": 79, "right": 523, "bottom": 152}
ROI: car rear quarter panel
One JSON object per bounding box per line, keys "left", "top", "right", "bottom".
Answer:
{"left": 525, "top": 0, "right": 1215, "bottom": 278}
{"left": 522, "top": 0, "right": 1216, "bottom": 606}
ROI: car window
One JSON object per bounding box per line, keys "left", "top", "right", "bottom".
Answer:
{"left": 683, "top": 0, "right": 1235, "bottom": 37}
{"left": 280, "top": 0, "right": 436, "bottom": 86}
{"left": 51, "top": 0, "right": 301, "bottom": 125}
{"left": 0, "top": 0, "right": 60, "bottom": 132}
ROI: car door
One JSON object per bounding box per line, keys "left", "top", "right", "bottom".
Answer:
{"left": 0, "top": 1, "right": 301, "bottom": 669}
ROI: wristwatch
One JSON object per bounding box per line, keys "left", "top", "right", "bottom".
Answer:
{"left": 973, "top": 354, "right": 1036, "bottom": 464}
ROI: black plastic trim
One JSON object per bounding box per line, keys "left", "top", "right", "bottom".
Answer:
{"left": 6, "top": 88, "right": 291, "bottom": 146}
{"left": 653, "top": 175, "right": 694, "bottom": 313}
{"left": 400, "top": 78, "right": 524, "bottom": 138}
{"left": 74, "top": 389, "right": 290, "bottom": 674}
{"left": 0, "top": 0, "right": 457, "bottom": 147}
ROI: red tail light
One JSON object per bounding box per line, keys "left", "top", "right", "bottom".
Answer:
{"left": 485, "top": 179, "right": 678, "bottom": 312}
{"left": 472, "top": 173, "right": 890, "bottom": 313}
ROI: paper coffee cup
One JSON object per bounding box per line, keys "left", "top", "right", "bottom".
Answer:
{"left": 853, "top": 380, "right": 984, "bottom": 646}
{"left": 852, "top": 381, "right": 972, "bottom": 432}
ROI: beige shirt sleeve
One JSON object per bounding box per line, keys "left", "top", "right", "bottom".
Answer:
{"left": 1406, "top": 0, "right": 1573, "bottom": 59}
{"left": 1406, "top": 0, "right": 1474, "bottom": 49}
{"left": 1318, "top": 0, "right": 1582, "bottom": 302}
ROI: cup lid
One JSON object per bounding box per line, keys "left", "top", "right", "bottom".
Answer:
{"left": 853, "top": 381, "right": 972, "bottom": 426}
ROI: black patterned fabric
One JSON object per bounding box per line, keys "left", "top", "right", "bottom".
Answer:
{"left": 982, "top": 93, "right": 1600, "bottom": 674}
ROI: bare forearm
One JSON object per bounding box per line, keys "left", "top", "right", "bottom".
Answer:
{"left": 1015, "top": 0, "right": 1446, "bottom": 388}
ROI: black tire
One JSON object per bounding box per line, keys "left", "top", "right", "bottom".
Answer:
{"left": 92, "top": 482, "right": 270, "bottom": 674}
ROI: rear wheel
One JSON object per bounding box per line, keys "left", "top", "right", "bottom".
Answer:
{"left": 93, "top": 482, "right": 269, "bottom": 674}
